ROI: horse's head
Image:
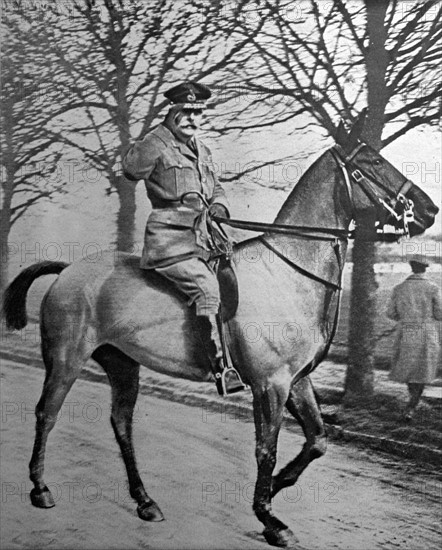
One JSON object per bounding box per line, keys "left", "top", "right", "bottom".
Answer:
{"left": 334, "top": 111, "right": 438, "bottom": 239}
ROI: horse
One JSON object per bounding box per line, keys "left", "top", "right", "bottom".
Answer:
{"left": 3, "top": 115, "right": 438, "bottom": 547}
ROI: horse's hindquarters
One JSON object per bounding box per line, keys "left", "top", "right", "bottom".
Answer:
{"left": 38, "top": 256, "right": 210, "bottom": 381}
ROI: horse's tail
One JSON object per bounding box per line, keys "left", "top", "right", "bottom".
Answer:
{"left": 2, "top": 261, "right": 69, "bottom": 330}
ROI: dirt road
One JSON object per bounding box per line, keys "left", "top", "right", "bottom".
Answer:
{"left": 1, "top": 358, "right": 440, "bottom": 550}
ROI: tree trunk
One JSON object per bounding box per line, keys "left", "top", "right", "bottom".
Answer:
{"left": 115, "top": 175, "right": 137, "bottom": 252}
{"left": 344, "top": 0, "right": 389, "bottom": 401}
{"left": 344, "top": 216, "right": 377, "bottom": 400}
{"left": 0, "top": 208, "right": 11, "bottom": 298}
{"left": 0, "top": 168, "right": 14, "bottom": 297}
{"left": 114, "top": 79, "right": 137, "bottom": 253}
{"left": 0, "top": 239, "right": 10, "bottom": 299}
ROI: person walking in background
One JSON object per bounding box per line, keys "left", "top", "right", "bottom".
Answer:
{"left": 387, "top": 254, "right": 442, "bottom": 421}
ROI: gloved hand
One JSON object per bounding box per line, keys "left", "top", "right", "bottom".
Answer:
{"left": 208, "top": 203, "right": 229, "bottom": 219}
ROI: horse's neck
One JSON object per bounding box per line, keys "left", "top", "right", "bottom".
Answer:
{"left": 273, "top": 149, "right": 350, "bottom": 230}
{"left": 264, "top": 149, "right": 351, "bottom": 285}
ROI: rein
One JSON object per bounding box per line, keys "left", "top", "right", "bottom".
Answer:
{"left": 259, "top": 237, "right": 343, "bottom": 291}
{"left": 211, "top": 217, "right": 345, "bottom": 290}
{"left": 212, "top": 216, "right": 348, "bottom": 241}
{"left": 185, "top": 140, "right": 413, "bottom": 291}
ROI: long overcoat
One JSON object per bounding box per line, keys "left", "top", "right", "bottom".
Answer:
{"left": 387, "top": 273, "right": 442, "bottom": 383}
{"left": 122, "top": 124, "right": 229, "bottom": 269}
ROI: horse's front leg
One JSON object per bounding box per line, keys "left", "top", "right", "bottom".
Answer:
{"left": 271, "top": 376, "right": 327, "bottom": 498}
{"left": 252, "top": 384, "right": 296, "bottom": 548}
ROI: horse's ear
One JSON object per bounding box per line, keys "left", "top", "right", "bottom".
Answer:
{"left": 347, "top": 108, "right": 367, "bottom": 146}
{"left": 335, "top": 121, "right": 348, "bottom": 147}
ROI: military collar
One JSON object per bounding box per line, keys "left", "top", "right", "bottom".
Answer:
{"left": 407, "top": 273, "right": 427, "bottom": 280}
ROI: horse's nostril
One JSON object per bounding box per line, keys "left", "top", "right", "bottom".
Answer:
{"left": 409, "top": 222, "right": 426, "bottom": 237}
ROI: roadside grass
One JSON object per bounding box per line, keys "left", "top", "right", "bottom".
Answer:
{"left": 318, "top": 386, "right": 442, "bottom": 451}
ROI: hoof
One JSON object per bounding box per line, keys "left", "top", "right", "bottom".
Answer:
{"left": 263, "top": 527, "right": 298, "bottom": 548}
{"left": 30, "top": 487, "right": 55, "bottom": 509}
{"left": 137, "top": 500, "right": 164, "bottom": 522}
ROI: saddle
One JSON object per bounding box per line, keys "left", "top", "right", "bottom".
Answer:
{"left": 213, "top": 254, "right": 244, "bottom": 392}
{"left": 214, "top": 255, "right": 239, "bottom": 321}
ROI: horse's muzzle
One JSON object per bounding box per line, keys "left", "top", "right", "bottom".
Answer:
{"left": 406, "top": 184, "right": 439, "bottom": 236}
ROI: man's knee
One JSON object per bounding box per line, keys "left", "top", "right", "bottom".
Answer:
{"left": 194, "top": 270, "right": 220, "bottom": 316}
{"left": 157, "top": 259, "right": 220, "bottom": 315}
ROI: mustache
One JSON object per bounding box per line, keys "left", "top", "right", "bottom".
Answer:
{"left": 177, "top": 122, "right": 197, "bottom": 131}
{"left": 173, "top": 113, "right": 198, "bottom": 127}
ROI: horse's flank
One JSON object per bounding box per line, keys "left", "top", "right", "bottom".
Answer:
{"left": 37, "top": 226, "right": 335, "bottom": 388}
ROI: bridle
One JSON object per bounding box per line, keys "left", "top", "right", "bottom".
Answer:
{"left": 180, "top": 144, "right": 416, "bottom": 357}
{"left": 180, "top": 141, "right": 416, "bottom": 288}
{"left": 185, "top": 141, "right": 415, "bottom": 242}
{"left": 331, "top": 142, "right": 415, "bottom": 239}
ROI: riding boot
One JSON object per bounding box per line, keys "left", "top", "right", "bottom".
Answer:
{"left": 196, "top": 314, "right": 246, "bottom": 396}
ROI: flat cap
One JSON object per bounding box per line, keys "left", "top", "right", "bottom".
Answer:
{"left": 164, "top": 81, "right": 211, "bottom": 109}
{"left": 408, "top": 254, "right": 429, "bottom": 267}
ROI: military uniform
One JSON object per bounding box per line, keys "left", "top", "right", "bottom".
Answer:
{"left": 123, "top": 123, "right": 229, "bottom": 315}
{"left": 122, "top": 81, "right": 245, "bottom": 395}
{"left": 123, "top": 124, "right": 229, "bottom": 269}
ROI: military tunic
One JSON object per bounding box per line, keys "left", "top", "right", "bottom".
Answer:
{"left": 123, "top": 124, "right": 229, "bottom": 269}
{"left": 387, "top": 273, "right": 442, "bottom": 384}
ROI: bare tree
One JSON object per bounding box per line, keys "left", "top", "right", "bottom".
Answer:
{"left": 28, "top": 0, "right": 260, "bottom": 251}
{"left": 215, "top": 0, "right": 441, "bottom": 398}
{"left": 0, "top": 15, "right": 66, "bottom": 294}
{"left": 3, "top": 0, "right": 439, "bottom": 394}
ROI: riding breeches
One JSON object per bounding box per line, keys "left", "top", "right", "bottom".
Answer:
{"left": 155, "top": 258, "right": 220, "bottom": 316}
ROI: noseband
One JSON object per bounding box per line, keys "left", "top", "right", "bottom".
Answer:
{"left": 332, "top": 142, "right": 415, "bottom": 239}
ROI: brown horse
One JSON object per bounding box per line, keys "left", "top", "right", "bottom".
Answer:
{"left": 3, "top": 117, "right": 438, "bottom": 547}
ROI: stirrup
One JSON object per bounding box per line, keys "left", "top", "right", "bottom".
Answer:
{"left": 215, "top": 367, "right": 246, "bottom": 397}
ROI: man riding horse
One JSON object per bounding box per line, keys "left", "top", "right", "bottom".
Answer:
{"left": 4, "top": 107, "right": 439, "bottom": 544}
{"left": 122, "top": 81, "right": 245, "bottom": 395}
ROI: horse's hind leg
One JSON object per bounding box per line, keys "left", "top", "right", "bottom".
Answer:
{"left": 271, "top": 376, "right": 327, "bottom": 498}
{"left": 92, "top": 345, "right": 164, "bottom": 522}
{"left": 252, "top": 383, "right": 297, "bottom": 548}
{"left": 29, "top": 345, "right": 83, "bottom": 508}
